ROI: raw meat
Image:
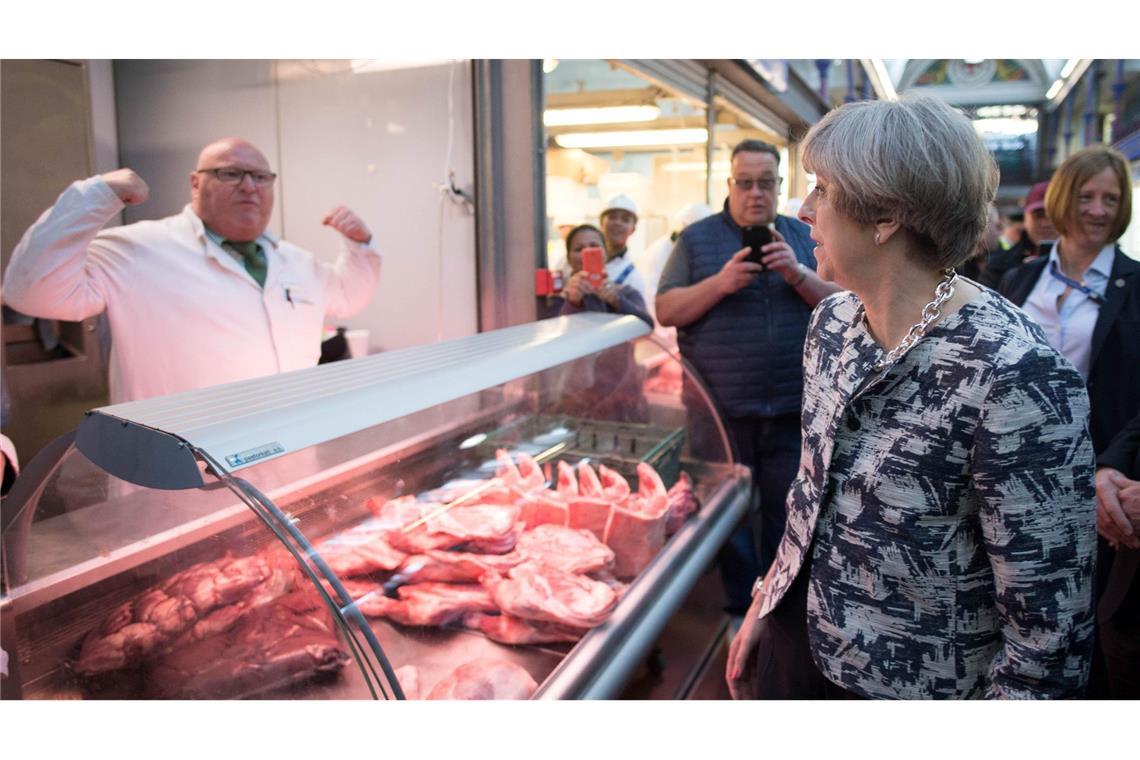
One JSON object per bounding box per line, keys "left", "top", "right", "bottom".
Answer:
{"left": 386, "top": 503, "right": 520, "bottom": 554}
{"left": 426, "top": 658, "right": 538, "bottom": 700}
{"left": 555, "top": 460, "right": 578, "bottom": 496}
{"left": 517, "top": 491, "right": 568, "bottom": 530}
{"left": 665, "top": 471, "right": 700, "bottom": 535}
{"left": 315, "top": 518, "right": 408, "bottom": 577}
{"left": 394, "top": 664, "right": 421, "bottom": 700}
{"left": 576, "top": 460, "right": 605, "bottom": 497}
{"left": 496, "top": 449, "right": 545, "bottom": 491}
{"left": 482, "top": 561, "right": 618, "bottom": 629}
{"left": 516, "top": 524, "right": 614, "bottom": 575}
{"left": 355, "top": 582, "right": 498, "bottom": 627}
{"left": 391, "top": 548, "right": 524, "bottom": 585}
{"left": 147, "top": 590, "right": 347, "bottom": 699}
{"left": 597, "top": 464, "right": 631, "bottom": 501}
{"left": 463, "top": 612, "right": 587, "bottom": 646}
{"left": 603, "top": 463, "right": 670, "bottom": 579}
{"left": 75, "top": 553, "right": 286, "bottom": 676}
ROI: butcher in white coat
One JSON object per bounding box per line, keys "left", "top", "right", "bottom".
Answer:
{"left": 3, "top": 137, "right": 382, "bottom": 404}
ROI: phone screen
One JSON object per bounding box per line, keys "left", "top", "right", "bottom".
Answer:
{"left": 742, "top": 226, "right": 773, "bottom": 267}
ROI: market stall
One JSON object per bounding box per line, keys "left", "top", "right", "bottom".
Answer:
{"left": 1, "top": 313, "right": 749, "bottom": 700}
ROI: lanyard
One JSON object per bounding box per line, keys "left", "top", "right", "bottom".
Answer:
{"left": 1048, "top": 259, "right": 1105, "bottom": 306}
{"left": 614, "top": 262, "right": 635, "bottom": 285}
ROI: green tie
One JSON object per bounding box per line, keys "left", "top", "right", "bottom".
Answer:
{"left": 225, "top": 240, "right": 267, "bottom": 287}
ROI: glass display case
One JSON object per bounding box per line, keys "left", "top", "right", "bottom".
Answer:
{"left": 1, "top": 313, "right": 750, "bottom": 700}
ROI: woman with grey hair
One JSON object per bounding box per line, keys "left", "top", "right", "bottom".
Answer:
{"left": 726, "top": 94, "right": 1097, "bottom": 699}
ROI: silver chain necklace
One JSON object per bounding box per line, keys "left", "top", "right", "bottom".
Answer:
{"left": 870, "top": 268, "right": 958, "bottom": 372}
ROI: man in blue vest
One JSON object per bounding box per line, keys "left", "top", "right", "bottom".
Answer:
{"left": 656, "top": 139, "right": 840, "bottom": 616}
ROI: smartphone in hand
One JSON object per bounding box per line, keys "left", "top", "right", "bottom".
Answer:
{"left": 582, "top": 247, "right": 606, "bottom": 288}
{"left": 742, "top": 226, "right": 773, "bottom": 269}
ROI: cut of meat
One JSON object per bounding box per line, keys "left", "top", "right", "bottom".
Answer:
{"left": 315, "top": 518, "right": 408, "bottom": 577}
{"left": 597, "top": 464, "right": 631, "bottom": 502}
{"left": 604, "top": 464, "right": 670, "bottom": 579}
{"left": 386, "top": 503, "right": 521, "bottom": 554}
{"left": 355, "top": 582, "right": 498, "bottom": 627}
{"left": 495, "top": 449, "right": 545, "bottom": 491}
{"left": 517, "top": 492, "right": 568, "bottom": 530}
{"left": 75, "top": 553, "right": 283, "bottom": 676}
{"left": 463, "top": 612, "right": 587, "bottom": 646}
{"left": 426, "top": 658, "right": 538, "bottom": 700}
{"left": 665, "top": 471, "right": 700, "bottom": 535}
{"left": 576, "top": 460, "right": 605, "bottom": 498}
{"left": 394, "top": 665, "right": 421, "bottom": 700}
{"left": 391, "top": 548, "right": 525, "bottom": 585}
{"left": 566, "top": 495, "right": 610, "bottom": 540}
{"left": 147, "top": 590, "right": 348, "bottom": 699}
{"left": 555, "top": 460, "right": 578, "bottom": 496}
{"left": 516, "top": 524, "right": 614, "bottom": 575}
{"left": 483, "top": 561, "right": 618, "bottom": 629}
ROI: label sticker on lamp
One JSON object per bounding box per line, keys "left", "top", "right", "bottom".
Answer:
{"left": 226, "top": 442, "right": 285, "bottom": 467}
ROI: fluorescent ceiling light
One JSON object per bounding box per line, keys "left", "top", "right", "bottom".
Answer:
{"left": 1046, "top": 80, "right": 1064, "bottom": 100}
{"left": 1060, "top": 58, "right": 1079, "bottom": 78}
{"left": 543, "top": 59, "right": 560, "bottom": 74}
{"left": 555, "top": 128, "right": 708, "bottom": 149}
{"left": 544, "top": 105, "right": 661, "bottom": 127}
{"left": 662, "top": 160, "right": 730, "bottom": 174}
{"left": 350, "top": 59, "right": 456, "bottom": 74}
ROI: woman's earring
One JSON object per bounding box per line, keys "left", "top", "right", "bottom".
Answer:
{"left": 874, "top": 231, "right": 881, "bottom": 245}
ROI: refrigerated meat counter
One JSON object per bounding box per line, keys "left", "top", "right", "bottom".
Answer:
{"left": 0, "top": 313, "right": 750, "bottom": 700}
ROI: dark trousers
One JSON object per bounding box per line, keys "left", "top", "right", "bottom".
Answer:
{"left": 753, "top": 552, "right": 863, "bottom": 699}
{"left": 716, "top": 414, "right": 801, "bottom": 614}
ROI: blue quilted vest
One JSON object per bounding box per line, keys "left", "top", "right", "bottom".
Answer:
{"left": 677, "top": 207, "right": 816, "bottom": 418}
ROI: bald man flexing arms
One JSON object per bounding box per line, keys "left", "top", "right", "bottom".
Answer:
{"left": 5, "top": 138, "right": 382, "bottom": 403}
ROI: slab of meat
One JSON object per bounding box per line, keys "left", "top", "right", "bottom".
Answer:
{"left": 75, "top": 553, "right": 286, "bottom": 676}
{"left": 665, "top": 471, "right": 700, "bottom": 535}
{"left": 463, "top": 612, "right": 587, "bottom": 646}
{"left": 426, "top": 658, "right": 538, "bottom": 700}
{"left": 567, "top": 494, "right": 611, "bottom": 540}
{"left": 516, "top": 524, "right": 614, "bottom": 575}
{"left": 603, "top": 463, "right": 670, "bottom": 579}
{"left": 394, "top": 664, "right": 421, "bottom": 700}
{"left": 483, "top": 561, "right": 617, "bottom": 629}
{"left": 315, "top": 518, "right": 408, "bottom": 577}
{"left": 355, "top": 582, "right": 498, "bottom": 627}
{"left": 597, "top": 463, "right": 631, "bottom": 501}
{"left": 386, "top": 503, "right": 521, "bottom": 554}
{"left": 555, "top": 460, "right": 578, "bottom": 496}
{"left": 517, "top": 491, "right": 568, "bottom": 530}
{"left": 147, "top": 590, "right": 347, "bottom": 699}
{"left": 391, "top": 548, "right": 525, "bottom": 585}
{"left": 496, "top": 449, "right": 546, "bottom": 491}
{"left": 576, "top": 460, "right": 605, "bottom": 498}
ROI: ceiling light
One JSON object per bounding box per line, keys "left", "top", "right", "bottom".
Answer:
{"left": 543, "top": 59, "right": 560, "bottom": 74}
{"left": 1046, "top": 80, "right": 1064, "bottom": 100}
{"left": 554, "top": 128, "right": 708, "bottom": 150}
{"left": 1060, "top": 58, "right": 1078, "bottom": 78}
{"left": 350, "top": 59, "right": 456, "bottom": 74}
{"left": 543, "top": 105, "right": 661, "bottom": 127}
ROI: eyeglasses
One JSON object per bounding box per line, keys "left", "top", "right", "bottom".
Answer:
{"left": 730, "top": 176, "right": 782, "bottom": 192}
{"left": 196, "top": 167, "right": 277, "bottom": 186}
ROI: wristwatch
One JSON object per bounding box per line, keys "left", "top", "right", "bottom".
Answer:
{"left": 750, "top": 576, "right": 765, "bottom": 598}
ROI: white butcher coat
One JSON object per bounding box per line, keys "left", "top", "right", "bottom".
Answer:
{"left": 4, "top": 177, "right": 382, "bottom": 404}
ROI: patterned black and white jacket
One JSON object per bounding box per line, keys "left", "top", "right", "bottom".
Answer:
{"left": 757, "top": 288, "right": 1097, "bottom": 699}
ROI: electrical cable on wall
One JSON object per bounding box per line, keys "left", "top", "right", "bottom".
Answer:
{"left": 434, "top": 60, "right": 474, "bottom": 343}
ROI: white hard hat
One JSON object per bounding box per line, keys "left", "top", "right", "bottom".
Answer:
{"left": 600, "top": 194, "right": 638, "bottom": 220}
{"left": 673, "top": 202, "right": 712, "bottom": 231}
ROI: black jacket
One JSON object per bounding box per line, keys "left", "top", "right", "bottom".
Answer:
{"left": 998, "top": 246, "right": 1140, "bottom": 454}
{"left": 1096, "top": 413, "right": 1140, "bottom": 625}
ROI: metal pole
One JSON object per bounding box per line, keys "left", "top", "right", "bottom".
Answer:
{"left": 1112, "top": 59, "right": 1126, "bottom": 143}
{"left": 1063, "top": 96, "right": 1074, "bottom": 159}
{"left": 815, "top": 59, "right": 830, "bottom": 105}
{"left": 706, "top": 71, "right": 717, "bottom": 207}
{"left": 845, "top": 60, "right": 856, "bottom": 103}
{"left": 1083, "top": 60, "right": 1100, "bottom": 146}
